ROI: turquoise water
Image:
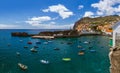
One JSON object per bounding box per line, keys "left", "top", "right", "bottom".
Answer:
{"left": 0, "top": 29, "right": 110, "bottom": 73}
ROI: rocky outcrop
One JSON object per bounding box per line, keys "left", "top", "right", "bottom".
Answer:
{"left": 11, "top": 32, "right": 30, "bottom": 37}
{"left": 109, "top": 47, "right": 120, "bottom": 73}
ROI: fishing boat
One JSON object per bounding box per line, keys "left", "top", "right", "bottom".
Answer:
{"left": 62, "top": 58, "right": 71, "bottom": 61}
{"left": 18, "top": 63, "right": 28, "bottom": 70}
{"left": 40, "top": 60, "right": 49, "bottom": 64}
{"left": 78, "top": 51, "right": 84, "bottom": 55}
{"left": 30, "top": 48, "right": 38, "bottom": 52}
{"left": 28, "top": 42, "right": 32, "bottom": 44}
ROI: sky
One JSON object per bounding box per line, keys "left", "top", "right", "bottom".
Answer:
{"left": 0, "top": 0, "right": 120, "bottom": 29}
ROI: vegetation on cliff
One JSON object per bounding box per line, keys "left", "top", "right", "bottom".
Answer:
{"left": 74, "top": 15, "right": 120, "bottom": 32}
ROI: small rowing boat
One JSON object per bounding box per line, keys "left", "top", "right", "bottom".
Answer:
{"left": 18, "top": 63, "right": 28, "bottom": 70}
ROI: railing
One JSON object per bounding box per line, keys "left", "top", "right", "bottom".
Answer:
{"left": 115, "top": 33, "right": 120, "bottom": 47}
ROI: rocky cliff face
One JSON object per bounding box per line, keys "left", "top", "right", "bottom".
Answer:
{"left": 109, "top": 47, "right": 120, "bottom": 73}
{"left": 73, "top": 15, "right": 120, "bottom": 32}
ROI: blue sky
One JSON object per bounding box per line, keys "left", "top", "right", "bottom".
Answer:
{"left": 0, "top": 0, "right": 120, "bottom": 29}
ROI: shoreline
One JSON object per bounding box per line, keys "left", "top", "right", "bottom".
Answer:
{"left": 11, "top": 32, "right": 104, "bottom": 39}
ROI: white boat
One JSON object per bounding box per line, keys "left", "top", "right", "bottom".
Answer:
{"left": 30, "top": 48, "right": 38, "bottom": 52}
{"left": 40, "top": 60, "right": 49, "bottom": 64}
{"left": 44, "top": 42, "right": 48, "bottom": 44}
{"left": 16, "top": 52, "right": 20, "bottom": 56}
{"left": 18, "top": 63, "right": 28, "bottom": 70}
{"left": 84, "top": 41, "right": 89, "bottom": 44}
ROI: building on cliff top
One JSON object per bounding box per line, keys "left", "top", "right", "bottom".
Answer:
{"left": 112, "top": 21, "right": 120, "bottom": 47}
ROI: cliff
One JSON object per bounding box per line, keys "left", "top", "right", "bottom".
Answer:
{"left": 109, "top": 47, "right": 120, "bottom": 73}
{"left": 74, "top": 15, "right": 120, "bottom": 32}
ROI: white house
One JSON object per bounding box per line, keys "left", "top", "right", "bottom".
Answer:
{"left": 112, "top": 21, "right": 120, "bottom": 47}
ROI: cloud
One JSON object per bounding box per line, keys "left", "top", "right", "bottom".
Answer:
{"left": 91, "top": 0, "right": 120, "bottom": 16}
{"left": 83, "top": 11, "right": 94, "bottom": 17}
{"left": 25, "top": 16, "right": 74, "bottom": 29}
{"left": 0, "top": 24, "right": 19, "bottom": 29}
{"left": 78, "top": 5, "right": 84, "bottom": 9}
{"left": 42, "top": 4, "right": 74, "bottom": 19}
{"left": 36, "top": 23, "right": 74, "bottom": 29}
{"left": 25, "top": 16, "right": 52, "bottom": 26}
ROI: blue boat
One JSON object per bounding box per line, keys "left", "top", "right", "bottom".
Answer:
{"left": 80, "top": 48, "right": 86, "bottom": 51}
{"left": 89, "top": 50, "right": 96, "bottom": 53}
{"left": 36, "top": 42, "right": 41, "bottom": 44}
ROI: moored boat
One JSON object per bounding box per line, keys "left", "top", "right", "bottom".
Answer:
{"left": 34, "top": 46, "right": 39, "bottom": 48}
{"left": 78, "top": 51, "right": 84, "bottom": 55}
{"left": 30, "top": 48, "right": 38, "bottom": 52}
{"left": 18, "top": 63, "right": 28, "bottom": 70}
{"left": 28, "top": 42, "right": 32, "bottom": 44}
{"left": 16, "top": 52, "right": 20, "bottom": 56}
{"left": 62, "top": 58, "right": 71, "bottom": 61}
{"left": 89, "top": 50, "right": 96, "bottom": 53}
{"left": 36, "top": 41, "right": 41, "bottom": 44}
{"left": 40, "top": 60, "right": 49, "bottom": 64}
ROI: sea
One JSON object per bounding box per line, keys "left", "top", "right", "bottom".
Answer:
{"left": 0, "top": 29, "right": 110, "bottom": 73}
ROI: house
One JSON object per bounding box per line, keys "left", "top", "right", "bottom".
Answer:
{"left": 112, "top": 21, "right": 120, "bottom": 47}
{"left": 105, "top": 29, "right": 113, "bottom": 35}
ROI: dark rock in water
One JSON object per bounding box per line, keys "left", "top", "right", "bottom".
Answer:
{"left": 11, "top": 32, "right": 35, "bottom": 37}
{"left": 11, "top": 32, "right": 29, "bottom": 37}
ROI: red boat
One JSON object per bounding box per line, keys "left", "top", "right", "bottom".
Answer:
{"left": 28, "top": 42, "right": 32, "bottom": 44}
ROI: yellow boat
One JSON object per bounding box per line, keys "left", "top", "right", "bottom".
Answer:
{"left": 62, "top": 58, "right": 71, "bottom": 61}
{"left": 78, "top": 51, "right": 84, "bottom": 55}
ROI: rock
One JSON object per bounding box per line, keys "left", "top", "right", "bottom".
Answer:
{"left": 109, "top": 47, "right": 120, "bottom": 73}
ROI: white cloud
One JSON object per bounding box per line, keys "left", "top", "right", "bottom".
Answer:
{"left": 78, "top": 5, "right": 84, "bottom": 9}
{"left": 25, "top": 16, "right": 74, "bottom": 29}
{"left": 35, "top": 23, "right": 74, "bottom": 29}
{"left": 42, "top": 4, "right": 74, "bottom": 19}
{"left": 91, "top": 0, "right": 120, "bottom": 16}
{"left": 0, "top": 24, "right": 19, "bottom": 29}
{"left": 83, "top": 11, "right": 94, "bottom": 17}
{"left": 25, "top": 16, "right": 52, "bottom": 26}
